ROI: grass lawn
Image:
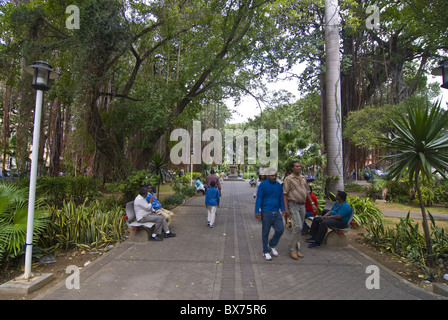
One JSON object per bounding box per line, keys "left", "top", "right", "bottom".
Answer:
{"left": 374, "top": 200, "right": 448, "bottom": 215}
{"left": 155, "top": 183, "right": 176, "bottom": 201}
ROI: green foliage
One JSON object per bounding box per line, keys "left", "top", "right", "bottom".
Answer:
{"left": 162, "top": 193, "right": 185, "bottom": 208}
{"left": 163, "top": 182, "right": 197, "bottom": 209}
{"left": 347, "top": 196, "right": 384, "bottom": 226}
{"left": 149, "top": 152, "right": 169, "bottom": 185}
{"left": 344, "top": 104, "right": 402, "bottom": 149}
{"left": 0, "top": 183, "right": 50, "bottom": 264}
{"left": 105, "top": 170, "right": 159, "bottom": 203}
{"left": 19, "top": 175, "right": 102, "bottom": 207}
{"left": 40, "top": 200, "right": 126, "bottom": 251}
{"left": 380, "top": 100, "right": 448, "bottom": 184}
{"left": 172, "top": 183, "right": 196, "bottom": 198}
{"left": 365, "top": 213, "right": 448, "bottom": 278}
{"left": 178, "top": 172, "right": 202, "bottom": 184}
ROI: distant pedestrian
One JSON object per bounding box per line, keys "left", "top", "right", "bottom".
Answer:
{"left": 253, "top": 174, "right": 266, "bottom": 199}
{"left": 206, "top": 169, "right": 222, "bottom": 197}
{"left": 205, "top": 180, "right": 220, "bottom": 228}
{"left": 255, "top": 169, "right": 285, "bottom": 261}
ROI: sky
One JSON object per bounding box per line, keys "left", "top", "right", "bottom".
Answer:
{"left": 227, "top": 64, "right": 305, "bottom": 124}
{"left": 227, "top": 65, "right": 448, "bottom": 124}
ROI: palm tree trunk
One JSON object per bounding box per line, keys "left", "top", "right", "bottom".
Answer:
{"left": 325, "top": 0, "right": 344, "bottom": 196}
{"left": 414, "top": 166, "right": 434, "bottom": 267}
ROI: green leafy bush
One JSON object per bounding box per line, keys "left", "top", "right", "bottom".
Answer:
{"left": 365, "top": 213, "right": 448, "bottom": 278}
{"left": 19, "top": 175, "right": 101, "bottom": 206}
{"left": 0, "top": 183, "right": 50, "bottom": 265}
{"left": 178, "top": 172, "right": 202, "bottom": 184}
{"left": 347, "top": 196, "right": 384, "bottom": 226}
{"left": 105, "top": 170, "right": 159, "bottom": 203}
{"left": 40, "top": 200, "right": 126, "bottom": 251}
{"left": 162, "top": 193, "right": 185, "bottom": 208}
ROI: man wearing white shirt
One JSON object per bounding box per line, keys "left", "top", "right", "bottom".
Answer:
{"left": 134, "top": 187, "right": 176, "bottom": 241}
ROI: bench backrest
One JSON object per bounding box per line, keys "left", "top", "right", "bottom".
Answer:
{"left": 125, "top": 201, "right": 136, "bottom": 222}
{"left": 346, "top": 207, "right": 355, "bottom": 228}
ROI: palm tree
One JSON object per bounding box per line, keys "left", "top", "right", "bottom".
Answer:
{"left": 381, "top": 100, "right": 448, "bottom": 266}
{"left": 0, "top": 183, "right": 50, "bottom": 264}
{"left": 324, "top": 0, "right": 344, "bottom": 197}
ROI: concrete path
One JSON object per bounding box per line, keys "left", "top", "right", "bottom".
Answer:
{"left": 35, "top": 181, "right": 443, "bottom": 301}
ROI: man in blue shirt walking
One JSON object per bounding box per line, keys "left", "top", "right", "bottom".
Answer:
{"left": 255, "top": 170, "right": 285, "bottom": 261}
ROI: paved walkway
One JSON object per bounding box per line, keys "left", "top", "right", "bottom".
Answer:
{"left": 35, "top": 181, "right": 442, "bottom": 301}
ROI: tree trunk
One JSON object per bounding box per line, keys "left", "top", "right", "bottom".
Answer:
{"left": 2, "top": 85, "right": 11, "bottom": 171}
{"left": 414, "top": 166, "right": 434, "bottom": 267}
{"left": 324, "top": 0, "right": 344, "bottom": 196}
{"left": 84, "top": 88, "right": 129, "bottom": 180}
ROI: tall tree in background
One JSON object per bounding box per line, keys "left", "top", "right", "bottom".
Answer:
{"left": 324, "top": 0, "right": 344, "bottom": 196}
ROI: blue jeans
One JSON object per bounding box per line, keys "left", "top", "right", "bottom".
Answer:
{"left": 261, "top": 212, "right": 284, "bottom": 254}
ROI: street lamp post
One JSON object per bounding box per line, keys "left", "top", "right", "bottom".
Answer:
{"left": 22, "top": 61, "right": 58, "bottom": 280}
{"left": 431, "top": 59, "right": 448, "bottom": 89}
{"left": 190, "top": 148, "right": 194, "bottom": 186}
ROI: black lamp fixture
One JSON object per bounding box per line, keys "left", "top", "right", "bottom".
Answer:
{"left": 431, "top": 59, "right": 448, "bottom": 90}
{"left": 24, "top": 60, "right": 59, "bottom": 91}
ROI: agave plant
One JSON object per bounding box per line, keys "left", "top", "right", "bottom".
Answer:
{"left": 0, "top": 183, "right": 50, "bottom": 264}
{"left": 381, "top": 100, "right": 448, "bottom": 266}
{"left": 149, "top": 151, "right": 169, "bottom": 198}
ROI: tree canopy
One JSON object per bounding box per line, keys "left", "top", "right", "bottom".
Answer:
{"left": 0, "top": 0, "right": 446, "bottom": 182}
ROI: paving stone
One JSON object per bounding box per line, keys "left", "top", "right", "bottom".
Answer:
{"left": 35, "top": 181, "right": 443, "bottom": 301}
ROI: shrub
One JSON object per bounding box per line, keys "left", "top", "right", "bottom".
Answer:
{"left": 364, "top": 213, "right": 448, "bottom": 279}
{"left": 39, "top": 200, "right": 126, "bottom": 251}
{"left": 163, "top": 193, "right": 185, "bottom": 208}
{"left": 20, "top": 175, "right": 101, "bottom": 207}
{"left": 105, "top": 170, "right": 159, "bottom": 203}
{"left": 0, "top": 183, "right": 50, "bottom": 265}
{"left": 347, "top": 196, "right": 384, "bottom": 227}
{"left": 178, "top": 172, "right": 202, "bottom": 184}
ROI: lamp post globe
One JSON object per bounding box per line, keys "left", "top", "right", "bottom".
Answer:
{"left": 24, "top": 60, "right": 59, "bottom": 91}
{"left": 431, "top": 59, "right": 448, "bottom": 90}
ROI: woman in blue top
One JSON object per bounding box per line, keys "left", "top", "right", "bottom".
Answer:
{"left": 205, "top": 180, "right": 220, "bottom": 228}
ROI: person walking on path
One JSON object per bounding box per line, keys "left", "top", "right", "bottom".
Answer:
{"left": 283, "top": 161, "right": 317, "bottom": 260}
{"left": 255, "top": 170, "right": 286, "bottom": 261}
{"left": 206, "top": 169, "right": 222, "bottom": 197}
{"left": 306, "top": 190, "right": 351, "bottom": 248}
{"left": 205, "top": 180, "right": 220, "bottom": 228}
{"left": 253, "top": 174, "right": 266, "bottom": 199}
{"left": 134, "top": 187, "right": 176, "bottom": 241}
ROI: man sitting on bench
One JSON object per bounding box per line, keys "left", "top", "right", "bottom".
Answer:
{"left": 146, "top": 184, "right": 174, "bottom": 223}
{"left": 134, "top": 186, "right": 176, "bottom": 241}
{"left": 306, "top": 190, "right": 351, "bottom": 248}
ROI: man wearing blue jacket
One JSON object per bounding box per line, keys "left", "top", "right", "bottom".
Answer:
{"left": 255, "top": 170, "right": 286, "bottom": 261}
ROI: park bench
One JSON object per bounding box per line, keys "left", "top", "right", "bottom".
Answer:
{"left": 125, "top": 201, "right": 155, "bottom": 242}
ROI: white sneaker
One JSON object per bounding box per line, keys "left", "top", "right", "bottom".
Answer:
{"left": 270, "top": 247, "right": 279, "bottom": 257}
{"left": 263, "top": 253, "right": 272, "bottom": 261}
